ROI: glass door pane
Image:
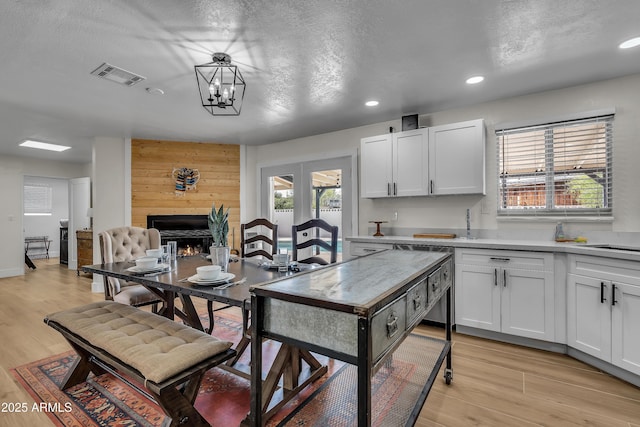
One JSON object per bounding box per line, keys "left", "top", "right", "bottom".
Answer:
{"left": 261, "top": 154, "right": 354, "bottom": 263}
{"left": 310, "top": 169, "right": 342, "bottom": 262}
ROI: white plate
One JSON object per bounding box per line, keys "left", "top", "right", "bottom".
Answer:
{"left": 260, "top": 261, "right": 298, "bottom": 270}
{"left": 187, "top": 272, "right": 235, "bottom": 285}
{"left": 205, "top": 254, "right": 239, "bottom": 260}
{"left": 126, "top": 263, "right": 170, "bottom": 273}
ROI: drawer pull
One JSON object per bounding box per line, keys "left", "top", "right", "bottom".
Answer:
{"left": 386, "top": 311, "right": 399, "bottom": 339}
{"left": 413, "top": 294, "right": 423, "bottom": 310}
{"left": 490, "top": 257, "right": 511, "bottom": 262}
{"left": 363, "top": 248, "right": 377, "bottom": 252}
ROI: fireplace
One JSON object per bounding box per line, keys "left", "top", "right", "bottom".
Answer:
{"left": 146, "top": 214, "right": 212, "bottom": 256}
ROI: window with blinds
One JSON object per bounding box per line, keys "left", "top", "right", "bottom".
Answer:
{"left": 24, "top": 183, "right": 53, "bottom": 215}
{"left": 496, "top": 114, "right": 613, "bottom": 216}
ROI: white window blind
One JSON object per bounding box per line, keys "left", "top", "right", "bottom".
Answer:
{"left": 497, "top": 114, "right": 613, "bottom": 216}
{"left": 24, "top": 183, "right": 53, "bottom": 215}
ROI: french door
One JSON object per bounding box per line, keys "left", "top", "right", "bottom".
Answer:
{"left": 260, "top": 154, "right": 356, "bottom": 261}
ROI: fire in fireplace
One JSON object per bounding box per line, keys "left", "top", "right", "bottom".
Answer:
{"left": 146, "top": 215, "right": 213, "bottom": 256}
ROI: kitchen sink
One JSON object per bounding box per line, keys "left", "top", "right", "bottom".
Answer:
{"left": 583, "top": 243, "right": 640, "bottom": 252}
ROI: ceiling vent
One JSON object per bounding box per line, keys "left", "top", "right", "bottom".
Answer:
{"left": 90, "top": 62, "right": 146, "bottom": 87}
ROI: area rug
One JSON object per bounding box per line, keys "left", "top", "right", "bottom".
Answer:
{"left": 12, "top": 311, "right": 437, "bottom": 427}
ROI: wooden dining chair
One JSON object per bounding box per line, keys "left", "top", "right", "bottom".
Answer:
{"left": 291, "top": 218, "right": 339, "bottom": 265}
{"left": 240, "top": 218, "right": 278, "bottom": 260}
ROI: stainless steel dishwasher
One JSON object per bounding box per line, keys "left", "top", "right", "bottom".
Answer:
{"left": 393, "top": 243, "right": 454, "bottom": 326}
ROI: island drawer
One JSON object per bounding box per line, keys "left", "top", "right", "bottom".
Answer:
{"left": 406, "top": 278, "right": 428, "bottom": 325}
{"left": 371, "top": 296, "right": 407, "bottom": 362}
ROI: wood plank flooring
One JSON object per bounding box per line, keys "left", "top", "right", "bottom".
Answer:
{"left": 1, "top": 258, "right": 639, "bottom": 427}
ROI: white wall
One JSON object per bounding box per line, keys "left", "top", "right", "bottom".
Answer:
{"left": 0, "top": 155, "right": 89, "bottom": 277}
{"left": 90, "top": 137, "right": 131, "bottom": 292}
{"left": 246, "top": 73, "right": 640, "bottom": 242}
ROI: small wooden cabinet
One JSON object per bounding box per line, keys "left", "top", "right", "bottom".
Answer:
{"left": 76, "top": 229, "right": 93, "bottom": 275}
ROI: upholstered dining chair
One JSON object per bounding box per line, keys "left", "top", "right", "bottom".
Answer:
{"left": 291, "top": 218, "right": 339, "bottom": 265}
{"left": 240, "top": 218, "right": 279, "bottom": 260}
{"left": 98, "top": 226, "right": 164, "bottom": 311}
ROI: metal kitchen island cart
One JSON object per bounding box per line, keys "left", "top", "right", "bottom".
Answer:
{"left": 250, "top": 249, "right": 453, "bottom": 426}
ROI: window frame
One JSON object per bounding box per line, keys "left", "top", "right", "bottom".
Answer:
{"left": 496, "top": 113, "right": 613, "bottom": 217}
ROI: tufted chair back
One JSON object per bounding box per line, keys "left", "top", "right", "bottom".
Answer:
{"left": 98, "top": 226, "right": 162, "bottom": 304}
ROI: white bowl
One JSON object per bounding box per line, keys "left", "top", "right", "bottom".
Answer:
{"left": 135, "top": 257, "right": 158, "bottom": 269}
{"left": 146, "top": 248, "right": 163, "bottom": 258}
{"left": 197, "top": 265, "right": 222, "bottom": 280}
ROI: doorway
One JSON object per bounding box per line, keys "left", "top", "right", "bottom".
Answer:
{"left": 260, "top": 154, "right": 356, "bottom": 261}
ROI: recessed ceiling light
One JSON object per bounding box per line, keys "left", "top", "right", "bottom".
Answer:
{"left": 466, "top": 76, "right": 485, "bottom": 85}
{"left": 146, "top": 87, "right": 165, "bottom": 95}
{"left": 365, "top": 100, "right": 379, "bottom": 107}
{"left": 19, "top": 140, "right": 71, "bottom": 152}
{"left": 619, "top": 37, "right": 640, "bottom": 49}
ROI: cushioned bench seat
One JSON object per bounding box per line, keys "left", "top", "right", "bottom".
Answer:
{"left": 45, "top": 301, "right": 236, "bottom": 427}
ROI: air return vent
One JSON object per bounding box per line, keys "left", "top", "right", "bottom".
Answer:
{"left": 90, "top": 62, "right": 146, "bottom": 86}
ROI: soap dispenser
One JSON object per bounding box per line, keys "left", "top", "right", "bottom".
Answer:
{"left": 554, "top": 222, "right": 565, "bottom": 241}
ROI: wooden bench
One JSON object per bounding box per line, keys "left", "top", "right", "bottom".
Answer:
{"left": 44, "top": 301, "right": 236, "bottom": 427}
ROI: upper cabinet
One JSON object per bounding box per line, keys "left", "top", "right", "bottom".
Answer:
{"left": 428, "top": 119, "right": 485, "bottom": 195}
{"left": 360, "top": 119, "right": 485, "bottom": 198}
{"left": 360, "top": 128, "right": 428, "bottom": 197}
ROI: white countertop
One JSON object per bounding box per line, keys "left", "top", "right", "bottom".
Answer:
{"left": 346, "top": 235, "right": 640, "bottom": 262}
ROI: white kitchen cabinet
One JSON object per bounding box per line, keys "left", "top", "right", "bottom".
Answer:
{"left": 360, "top": 128, "right": 428, "bottom": 198}
{"left": 567, "top": 255, "right": 640, "bottom": 376}
{"left": 428, "top": 119, "right": 485, "bottom": 195}
{"left": 349, "top": 241, "right": 394, "bottom": 257}
{"left": 360, "top": 119, "right": 485, "bottom": 198}
{"left": 455, "top": 248, "right": 555, "bottom": 341}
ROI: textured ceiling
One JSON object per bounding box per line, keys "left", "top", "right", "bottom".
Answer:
{"left": 1, "top": 0, "right": 640, "bottom": 163}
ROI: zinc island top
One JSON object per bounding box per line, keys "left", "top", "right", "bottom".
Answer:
{"left": 250, "top": 249, "right": 449, "bottom": 316}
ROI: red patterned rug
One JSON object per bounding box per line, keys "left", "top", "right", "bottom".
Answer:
{"left": 12, "top": 311, "right": 432, "bottom": 427}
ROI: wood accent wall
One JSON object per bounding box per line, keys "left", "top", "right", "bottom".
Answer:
{"left": 131, "top": 139, "right": 240, "bottom": 250}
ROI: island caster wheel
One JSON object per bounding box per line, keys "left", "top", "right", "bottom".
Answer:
{"left": 444, "top": 369, "right": 453, "bottom": 385}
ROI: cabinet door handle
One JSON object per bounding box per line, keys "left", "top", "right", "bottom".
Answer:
{"left": 393, "top": 182, "right": 397, "bottom": 195}
{"left": 600, "top": 282, "right": 607, "bottom": 303}
{"left": 387, "top": 183, "right": 391, "bottom": 196}
{"left": 494, "top": 268, "right": 498, "bottom": 286}
{"left": 430, "top": 180, "right": 433, "bottom": 194}
{"left": 503, "top": 269, "right": 507, "bottom": 287}
{"left": 612, "top": 284, "right": 618, "bottom": 306}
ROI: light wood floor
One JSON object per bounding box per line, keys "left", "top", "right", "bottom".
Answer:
{"left": 1, "top": 258, "right": 639, "bottom": 427}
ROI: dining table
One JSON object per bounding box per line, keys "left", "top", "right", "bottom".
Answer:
{"left": 81, "top": 254, "right": 328, "bottom": 424}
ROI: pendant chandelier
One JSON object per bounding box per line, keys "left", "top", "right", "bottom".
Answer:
{"left": 194, "top": 52, "right": 246, "bottom": 116}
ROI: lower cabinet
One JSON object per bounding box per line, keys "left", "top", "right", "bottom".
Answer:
{"left": 76, "top": 229, "right": 93, "bottom": 275}
{"left": 455, "top": 248, "right": 555, "bottom": 341}
{"left": 349, "top": 241, "right": 393, "bottom": 257}
{"left": 567, "top": 255, "right": 640, "bottom": 376}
